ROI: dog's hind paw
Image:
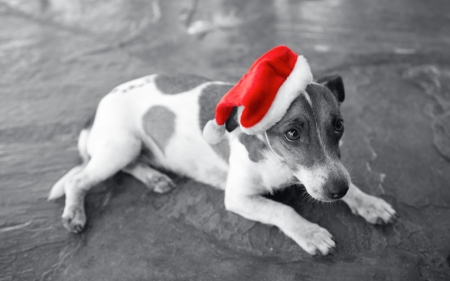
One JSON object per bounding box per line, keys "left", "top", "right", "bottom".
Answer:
{"left": 62, "top": 206, "right": 86, "bottom": 233}
{"left": 348, "top": 194, "right": 397, "bottom": 225}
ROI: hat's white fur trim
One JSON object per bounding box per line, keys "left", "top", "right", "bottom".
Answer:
{"left": 203, "top": 119, "right": 226, "bottom": 144}
{"left": 241, "top": 55, "right": 313, "bottom": 134}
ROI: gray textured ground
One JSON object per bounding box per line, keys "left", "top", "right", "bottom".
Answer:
{"left": 1, "top": 0, "right": 450, "bottom": 280}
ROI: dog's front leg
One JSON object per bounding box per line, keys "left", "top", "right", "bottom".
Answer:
{"left": 342, "top": 183, "right": 397, "bottom": 224}
{"left": 224, "top": 168, "right": 336, "bottom": 256}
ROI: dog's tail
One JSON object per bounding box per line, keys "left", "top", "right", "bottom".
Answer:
{"left": 48, "top": 125, "right": 92, "bottom": 200}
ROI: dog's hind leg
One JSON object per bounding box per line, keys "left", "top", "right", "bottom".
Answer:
{"left": 122, "top": 162, "right": 175, "bottom": 194}
{"left": 61, "top": 135, "right": 141, "bottom": 233}
{"left": 48, "top": 165, "right": 86, "bottom": 200}
{"left": 49, "top": 129, "right": 91, "bottom": 200}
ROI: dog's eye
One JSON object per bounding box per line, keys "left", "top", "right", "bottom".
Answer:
{"left": 335, "top": 119, "right": 344, "bottom": 133}
{"left": 285, "top": 129, "right": 300, "bottom": 142}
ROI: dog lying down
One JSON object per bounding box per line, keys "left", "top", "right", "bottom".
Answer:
{"left": 49, "top": 46, "right": 397, "bottom": 256}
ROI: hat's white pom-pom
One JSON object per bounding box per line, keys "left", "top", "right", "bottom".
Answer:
{"left": 203, "top": 119, "right": 226, "bottom": 144}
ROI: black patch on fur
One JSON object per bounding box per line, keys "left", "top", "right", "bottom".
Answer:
{"left": 198, "top": 83, "right": 233, "bottom": 131}
{"left": 225, "top": 107, "right": 239, "bottom": 132}
{"left": 142, "top": 106, "right": 176, "bottom": 152}
{"left": 306, "top": 83, "right": 342, "bottom": 160}
{"left": 211, "top": 137, "right": 230, "bottom": 163}
{"left": 316, "top": 75, "right": 345, "bottom": 103}
{"left": 238, "top": 134, "right": 267, "bottom": 162}
{"left": 155, "top": 74, "right": 211, "bottom": 95}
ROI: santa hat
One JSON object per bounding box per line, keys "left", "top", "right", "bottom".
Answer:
{"left": 203, "top": 45, "right": 313, "bottom": 144}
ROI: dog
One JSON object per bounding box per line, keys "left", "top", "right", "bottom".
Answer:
{"left": 49, "top": 50, "right": 397, "bottom": 256}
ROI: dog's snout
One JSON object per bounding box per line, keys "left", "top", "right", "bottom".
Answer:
{"left": 326, "top": 180, "right": 349, "bottom": 200}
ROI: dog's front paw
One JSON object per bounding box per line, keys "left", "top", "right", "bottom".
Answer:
{"left": 150, "top": 175, "right": 175, "bottom": 194}
{"left": 290, "top": 224, "right": 336, "bottom": 256}
{"left": 348, "top": 194, "right": 397, "bottom": 225}
{"left": 62, "top": 205, "right": 86, "bottom": 233}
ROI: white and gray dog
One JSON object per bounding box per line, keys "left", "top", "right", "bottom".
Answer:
{"left": 49, "top": 50, "right": 396, "bottom": 256}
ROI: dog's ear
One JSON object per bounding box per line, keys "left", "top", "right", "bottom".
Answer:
{"left": 316, "top": 75, "right": 345, "bottom": 103}
{"left": 225, "top": 107, "right": 239, "bottom": 132}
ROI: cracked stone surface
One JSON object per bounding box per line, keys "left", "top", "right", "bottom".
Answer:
{"left": 1, "top": 0, "right": 450, "bottom": 280}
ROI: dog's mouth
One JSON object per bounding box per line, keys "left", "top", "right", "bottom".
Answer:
{"left": 293, "top": 164, "right": 350, "bottom": 202}
{"left": 289, "top": 181, "right": 335, "bottom": 202}
{"left": 292, "top": 179, "right": 349, "bottom": 202}
{"left": 315, "top": 196, "right": 340, "bottom": 203}
{"left": 304, "top": 189, "right": 340, "bottom": 202}
{"left": 305, "top": 181, "right": 349, "bottom": 202}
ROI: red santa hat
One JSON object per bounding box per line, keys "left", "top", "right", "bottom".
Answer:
{"left": 203, "top": 45, "right": 313, "bottom": 144}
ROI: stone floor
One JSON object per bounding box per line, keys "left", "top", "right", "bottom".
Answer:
{"left": 1, "top": 0, "right": 450, "bottom": 280}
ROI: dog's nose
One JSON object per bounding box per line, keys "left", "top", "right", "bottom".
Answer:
{"left": 327, "top": 181, "right": 349, "bottom": 199}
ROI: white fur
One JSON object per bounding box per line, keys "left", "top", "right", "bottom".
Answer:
{"left": 257, "top": 149, "right": 294, "bottom": 194}
{"left": 293, "top": 166, "right": 328, "bottom": 200}
{"left": 302, "top": 90, "right": 312, "bottom": 106}
{"left": 203, "top": 119, "right": 226, "bottom": 144}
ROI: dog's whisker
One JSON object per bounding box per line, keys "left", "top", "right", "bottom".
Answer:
{"left": 275, "top": 162, "right": 286, "bottom": 177}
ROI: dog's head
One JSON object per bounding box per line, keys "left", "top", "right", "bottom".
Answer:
{"left": 264, "top": 75, "right": 350, "bottom": 202}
